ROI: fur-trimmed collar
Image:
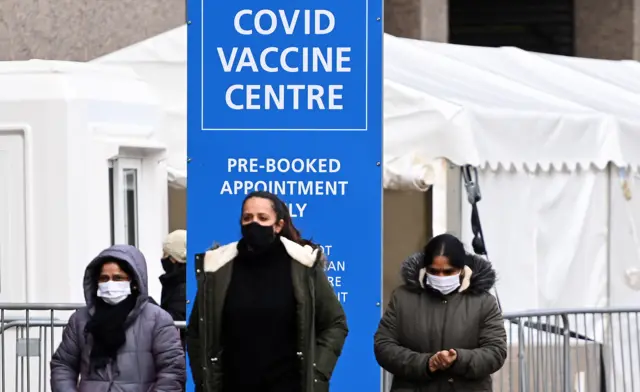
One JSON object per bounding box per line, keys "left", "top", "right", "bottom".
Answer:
{"left": 400, "top": 251, "right": 497, "bottom": 295}
{"left": 203, "top": 236, "right": 320, "bottom": 273}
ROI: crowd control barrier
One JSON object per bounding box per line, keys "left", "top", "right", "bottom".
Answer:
{"left": 383, "top": 307, "right": 640, "bottom": 392}
{"left": 0, "top": 303, "right": 186, "bottom": 392}
{"left": 2, "top": 304, "right": 639, "bottom": 392}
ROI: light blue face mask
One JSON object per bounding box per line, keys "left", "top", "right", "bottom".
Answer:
{"left": 426, "top": 273, "right": 461, "bottom": 295}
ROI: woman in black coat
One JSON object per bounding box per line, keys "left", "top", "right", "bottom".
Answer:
{"left": 160, "top": 229, "right": 187, "bottom": 347}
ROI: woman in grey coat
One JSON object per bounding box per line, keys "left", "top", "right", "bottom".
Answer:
{"left": 374, "top": 234, "right": 507, "bottom": 392}
{"left": 50, "top": 244, "right": 186, "bottom": 392}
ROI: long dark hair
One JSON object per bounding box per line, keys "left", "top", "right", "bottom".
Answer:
{"left": 240, "top": 191, "right": 316, "bottom": 247}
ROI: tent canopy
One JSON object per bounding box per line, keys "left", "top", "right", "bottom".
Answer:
{"left": 94, "top": 26, "right": 640, "bottom": 190}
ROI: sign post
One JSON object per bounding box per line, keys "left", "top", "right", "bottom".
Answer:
{"left": 187, "top": 0, "right": 383, "bottom": 389}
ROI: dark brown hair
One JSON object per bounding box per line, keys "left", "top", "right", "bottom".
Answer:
{"left": 240, "top": 191, "right": 316, "bottom": 248}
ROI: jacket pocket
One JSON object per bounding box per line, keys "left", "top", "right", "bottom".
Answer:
{"left": 312, "top": 378, "right": 329, "bottom": 392}
{"left": 314, "top": 346, "right": 339, "bottom": 381}
{"left": 207, "top": 350, "right": 224, "bottom": 391}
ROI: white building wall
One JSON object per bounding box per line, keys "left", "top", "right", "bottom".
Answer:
{"left": 0, "top": 61, "right": 168, "bottom": 305}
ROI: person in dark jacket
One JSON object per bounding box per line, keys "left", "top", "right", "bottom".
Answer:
{"left": 374, "top": 234, "right": 507, "bottom": 392}
{"left": 160, "top": 229, "right": 187, "bottom": 346}
{"left": 187, "top": 191, "right": 348, "bottom": 392}
{"left": 50, "top": 244, "right": 186, "bottom": 392}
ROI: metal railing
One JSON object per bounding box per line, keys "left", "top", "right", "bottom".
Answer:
{"left": 0, "top": 303, "right": 186, "bottom": 392}
{"left": 494, "top": 308, "right": 640, "bottom": 392}
{"left": 3, "top": 304, "right": 640, "bottom": 392}
{"left": 381, "top": 307, "right": 640, "bottom": 392}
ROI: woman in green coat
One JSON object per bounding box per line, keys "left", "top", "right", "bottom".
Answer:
{"left": 374, "top": 234, "right": 507, "bottom": 391}
{"left": 187, "top": 191, "right": 348, "bottom": 392}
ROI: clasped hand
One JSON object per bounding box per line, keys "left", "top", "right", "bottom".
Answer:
{"left": 428, "top": 349, "right": 457, "bottom": 373}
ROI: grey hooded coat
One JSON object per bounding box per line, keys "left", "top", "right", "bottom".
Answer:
{"left": 50, "top": 245, "right": 186, "bottom": 392}
{"left": 374, "top": 252, "right": 507, "bottom": 392}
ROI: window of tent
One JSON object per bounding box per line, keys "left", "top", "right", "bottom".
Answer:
{"left": 109, "top": 158, "right": 141, "bottom": 247}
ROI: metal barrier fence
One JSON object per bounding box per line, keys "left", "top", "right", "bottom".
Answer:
{"left": 381, "top": 307, "right": 640, "bottom": 392}
{"left": 494, "top": 308, "right": 640, "bottom": 392}
{"left": 2, "top": 304, "right": 640, "bottom": 392}
{"left": 0, "top": 303, "right": 186, "bottom": 392}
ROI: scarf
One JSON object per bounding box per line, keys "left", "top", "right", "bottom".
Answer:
{"left": 85, "top": 294, "right": 138, "bottom": 371}
{"left": 159, "top": 259, "right": 186, "bottom": 286}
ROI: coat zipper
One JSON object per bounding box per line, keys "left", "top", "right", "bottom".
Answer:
{"left": 439, "top": 297, "right": 450, "bottom": 392}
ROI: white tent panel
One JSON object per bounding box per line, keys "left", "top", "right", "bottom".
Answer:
{"left": 539, "top": 55, "right": 640, "bottom": 94}
{"left": 460, "top": 167, "right": 609, "bottom": 311}
{"left": 95, "top": 29, "right": 187, "bottom": 187}
{"left": 609, "top": 168, "right": 640, "bottom": 304}
{"left": 384, "top": 35, "right": 618, "bottom": 171}
{"left": 95, "top": 27, "right": 640, "bottom": 189}
{"left": 414, "top": 38, "right": 640, "bottom": 169}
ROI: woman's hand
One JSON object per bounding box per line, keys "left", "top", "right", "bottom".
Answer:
{"left": 429, "top": 349, "right": 458, "bottom": 371}
{"left": 428, "top": 355, "right": 439, "bottom": 373}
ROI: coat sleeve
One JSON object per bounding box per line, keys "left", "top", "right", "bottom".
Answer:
{"left": 50, "top": 311, "right": 82, "bottom": 392}
{"left": 374, "top": 289, "right": 433, "bottom": 381}
{"left": 152, "top": 309, "right": 187, "bottom": 391}
{"left": 449, "top": 294, "right": 507, "bottom": 379}
{"left": 313, "top": 262, "right": 348, "bottom": 381}
{"left": 186, "top": 293, "right": 203, "bottom": 390}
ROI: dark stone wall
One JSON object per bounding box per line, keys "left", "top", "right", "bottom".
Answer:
{"left": 1, "top": 0, "right": 637, "bottom": 63}
{"left": 0, "top": 0, "right": 185, "bottom": 61}
{"left": 574, "top": 0, "right": 638, "bottom": 59}
{"left": 384, "top": 0, "right": 448, "bottom": 41}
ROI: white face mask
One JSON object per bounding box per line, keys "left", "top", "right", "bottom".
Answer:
{"left": 426, "top": 273, "right": 461, "bottom": 295}
{"left": 97, "top": 281, "right": 131, "bottom": 305}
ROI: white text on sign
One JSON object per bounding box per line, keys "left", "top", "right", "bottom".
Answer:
{"left": 320, "top": 245, "right": 348, "bottom": 303}
{"left": 218, "top": 9, "right": 351, "bottom": 111}
{"left": 227, "top": 158, "right": 341, "bottom": 173}
{"left": 220, "top": 157, "right": 349, "bottom": 219}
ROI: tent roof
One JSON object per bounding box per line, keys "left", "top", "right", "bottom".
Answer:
{"left": 94, "top": 27, "right": 186, "bottom": 64}
{"left": 93, "top": 25, "right": 640, "bottom": 189}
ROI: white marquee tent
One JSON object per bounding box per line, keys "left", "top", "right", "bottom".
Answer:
{"left": 94, "top": 27, "right": 640, "bottom": 185}
{"left": 93, "top": 26, "right": 640, "bottom": 312}
{"left": 91, "top": 25, "right": 640, "bottom": 388}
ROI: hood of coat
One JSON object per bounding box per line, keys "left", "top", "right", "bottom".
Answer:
{"left": 203, "top": 236, "right": 321, "bottom": 273}
{"left": 83, "top": 244, "right": 149, "bottom": 312}
{"left": 401, "top": 251, "right": 497, "bottom": 295}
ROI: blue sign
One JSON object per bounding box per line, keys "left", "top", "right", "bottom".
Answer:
{"left": 187, "top": 0, "right": 382, "bottom": 389}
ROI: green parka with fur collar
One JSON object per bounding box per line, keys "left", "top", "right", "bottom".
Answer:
{"left": 374, "top": 252, "right": 507, "bottom": 392}
{"left": 187, "top": 236, "right": 348, "bottom": 392}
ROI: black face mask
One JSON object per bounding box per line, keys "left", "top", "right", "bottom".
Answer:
{"left": 161, "top": 258, "right": 174, "bottom": 273}
{"left": 241, "top": 222, "right": 276, "bottom": 249}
